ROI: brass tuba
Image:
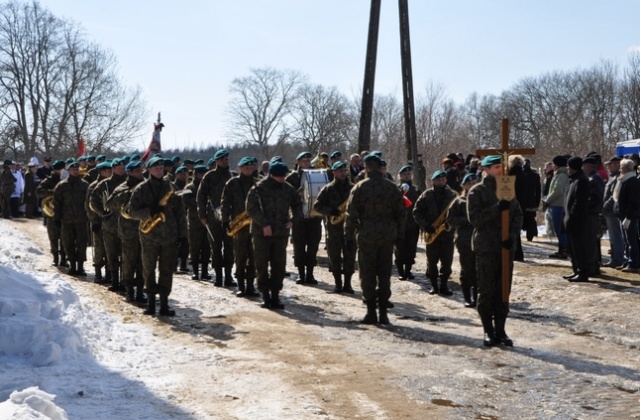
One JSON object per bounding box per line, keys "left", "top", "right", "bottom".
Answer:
{"left": 42, "top": 196, "right": 55, "bottom": 218}
{"left": 139, "top": 190, "right": 174, "bottom": 234}
{"left": 329, "top": 198, "right": 349, "bottom": 225}
{"left": 423, "top": 199, "right": 455, "bottom": 245}
{"left": 226, "top": 210, "right": 251, "bottom": 237}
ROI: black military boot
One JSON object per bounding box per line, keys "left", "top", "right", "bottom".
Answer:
{"left": 236, "top": 279, "right": 246, "bottom": 297}
{"left": 494, "top": 316, "right": 513, "bottom": 347}
{"left": 439, "top": 278, "right": 453, "bottom": 296}
{"left": 52, "top": 253, "right": 59, "bottom": 267}
{"left": 260, "top": 290, "right": 271, "bottom": 308}
{"left": 125, "top": 286, "right": 135, "bottom": 303}
{"left": 108, "top": 270, "right": 121, "bottom": 292}
{"left": 361, "top": 301, "right": 378, "bottom": 324}
{"left": 76, "top": 262, "right": 87, "bottom": 276}
{"left": 295, "top": 266, "right": 306, "bottom": 284}
{"left": 333, "top": 272, "right": 343, "bottom": 293}
{"left": 428, "top": 278, "right": 439, "bottom": 295}
{"left": 306, "top": 265, "right": 318, "bottom": 284}
{"left": 144, "top": 294, "right": 156, "bottom": 315}
{"left": 104, "top": 269, "right": 112, "bottom": 285}
{"left": 67, "top": 261, "right": 78, "bottom": 275}
{"left": 135, "top": 287, "right": 147, "bottom": 304}
{"left": 224, "top": 266, "right": 237, "bottom": 287}
{"left": 201, "top": 264, "right": 212, "bottom": 280}
{"left": 246, "top": 279, "right": 260, "bottom": 297}
{"left": 178, "top": 258, "right": 189, "bottom": 274}
{"left": 405, "top": 264, "right": 415, "bottom": 280}
{"left": 480, "top": 313, "right": 497, "bottom": 347}
{"left": 191, "top": 263, "right": 199, "bottom": 280}
{"left": 342, "top": 274, "right": 355, "bottom": 294}
{"left": 94, "top": 266, "right": 103, "bottom": 283}
{"left": 214, "top": 267, "right": 223, "bottom": 287}
{"left": 378, "top": 300, "right": 390, "bottom": 325}
{"left": 270, "top": 289, "right": 285, "bottom": 309}
{"left": 159, "top": 295, "right": 175, "bottom": 316}
{"left": 59, "top": 252, "right": 69, "bottom": 268}
{"left": 549, "top": 245, "right": 568, "bottom": 259}
{"left": 396, "top": 263, "right": 407, "bottom": 280}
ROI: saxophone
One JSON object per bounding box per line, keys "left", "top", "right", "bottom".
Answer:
{"left": 42, "top": 195, "right": 55, "bottom": 218}
{"left": 226, "top": 210, "right": 251, "bottom": 237}
{"left": 423, "top": 199, "right": 455, "bottom": 245}
{"left": 139, "top": 190, "right": 174, "bottom": 234}
{"left": 329, "top": 198, "right": 349, "bottom": 225}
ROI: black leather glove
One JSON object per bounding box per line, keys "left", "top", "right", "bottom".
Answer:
{"left": 329, "top": 208, "right": 341, "bottom": 217}
{"left": 501, "top": 238, "right": 513, "bottom": 249}
{"left": 91, "top": 223, "right": 101, "bottom": 233}
{"left": 54, "top": 220, "right": 62, "bottom": 228}
{"left": 498, "top": 200, "right": 510, "bottom": 211}
{"left": 424, "top": 225, "right": 436, "bottom": 234}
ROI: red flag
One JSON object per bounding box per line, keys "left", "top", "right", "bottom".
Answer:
{"left": 77, "top": 138, "right": 86, "bottom": 157}
{"left": 141, "top": 113, "right": 164, "bottom": 162}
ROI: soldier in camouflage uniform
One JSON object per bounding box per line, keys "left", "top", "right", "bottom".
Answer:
{"left": 171, "top": 165, "right": 189, "bottom": 273}
{"left": 394, "top": 164, "right": 421, "bottom": 280}
{"left": 85, "top": 161, "right": 112, "bottom": 283}
{"left": 107, "top": 160, "right": 146, "bottom": 303}
{"left": 313, "top": 161, "right": 356, "bottom": 293}
{"left": 53, "top": 162, "right": 90, "bottom": 276}
{"left": 83, "top": 154, "right": 105, "bottom": 184}
{"left": 467, "top": 155, "right": 523, "bottom": 347}
{"left": 90, "top": 158, "right": 127, "bottom": 292}
{"left": 197, "top": 149, "right": 237, "bottom": 287}
{"left": 345, "top": 154, "right": 406, "bottom": 325}
{"left": 246, "top": 161, "right": 302, "bottom": 309}
{"left": 446, "top": 173, "right": 478, "bottom": 308}
{"left": 183, "top": 165, "right": 211, "bottom": 280}
{"left": 413, "top": 170, "right": 458, "bottom": 296}
{"left": 221, "top": 157, "right": 260, "bottom": 297}
{"left": 128, "top": 156, "right": 188, "bottom": 317}
{"left": 286, "top": 151, "right": 323, "bottom": 285}
{"left": 36, "top": 160, "right": 68, "bottom": 267}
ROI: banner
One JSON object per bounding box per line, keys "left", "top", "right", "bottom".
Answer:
{"left": 77, "top": 138, "right": 86, "bottom": 158}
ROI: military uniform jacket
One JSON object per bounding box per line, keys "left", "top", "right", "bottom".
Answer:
{"left": 313, "top": 178, "right": 354, "bottom": 230}
{"left": 345, "top": 171, "right": 406, "bottom": 242}
{"left": 85, "top": 175, "right": 107, "bottom": 225}
{"left": 413, "top": 185, "right": 458, "bottom": 235}
{"left": 83, "top": 167, "right": 99, "bottom": 184}
{"left": 128, "top": 176, "right": 187, "bottom": 243}
{"left": 246, "top": 176, "right": 302, "bottom": 238}
{"left": 467, "top": 175, "right": 523, "bottom": 254}
{"left": 182, "top": 179, "right": 201, "bottom": 228}
{"left": 107, "top": 176, "right": 143, "bottom": 241}
{"left": 197, "top": 166, "right": 236, "bottom": 220}
{"left": 90, "top": 173, "right": 127, "bottom": 233}
{"left": 53, "top": 175, "right": 89, "bottom": 224}
{"left": 221, "top": 174, "right": 256, "bottom": 223}
{"left": 563, "top": 170, "right": 589, "bottom": 234}
{"left": 447, "top": 195, "right": 473, "bottom": 247}
{"left": 398, "top": 181, "right": 420, "bottom": 231}
{"left": 36, "top": 173, "right": 61, "bottom": 199}
{"left": 285, "top": 169, "right": 303, "bottom": 190}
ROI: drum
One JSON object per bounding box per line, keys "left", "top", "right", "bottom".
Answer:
{"left": 301, "top": 169, "right": 329, "bottom": 218}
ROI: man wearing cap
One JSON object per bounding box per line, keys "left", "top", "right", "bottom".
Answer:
{"left": 394, "top": 164, "right": 421, "bottom": 281}
{"left": 543, "top": 156, "right": 570, "bottom": 259}
{"left": 447, "top": 173, "right": 479, "bottom": 307}
{"left": 246, "top": 161, "right": 302, "bottom": 309}
{"left": 348, "top": 153, "right": 363, "bottom": 183}
{"left": 84, "top": 154, "right": 105, "bottom": 184}
{"left": 36, "top": 160, "right": 68, "bottom": 267}
{"left": 77, "top": 156, "right": 88, "bottom": 176}
{"left": 107, "top": 160, "right": 147, "bottom": 304}
{"left": 467, "top": 155, "right": 522, "bottom": 347}
{"left": 346, "top": 154, "right": 406, "bottom": 325}
{"left": 286, "top": 151, "right": 323, "bottom": 285}
{"left": 615, "top": 158, "right": 640, "bottom": 272}
{"left": 183, "top": 165, "right": 212, "bottom": 281}
{"left": 562, "top": 156, "right": 591, "bottom": 282}
{"left": 36, "top": 156, "right": 53, "bottom": 181}
{"left": 197, "top": 149, "right": 237, "bottom": 287}
{"left": 442, "top": 157, "right": 462, "bottom": 193}
{"left": 170, "top": 165, "right": 190, "bottom": 274}
{"left": 326, "top": 151, "right": 342, "bottom": 182}
{"left": 1, "top": 159, "right": 15, "bottom": 219}
{"left": 601, "top": 156, "right": 624, "bottom": 268}
{"left": 582, "top": 155, "right": 605, "bottom": 275}
{"left": 85, "top": 161, "right": 112, "bottom": 283}
{"left": 53, "top": 161, "right": 90, "bottom": 276}
{"left": 90, "top": 158, "right": 127, "bottom": 291}
{"left": 221, "top": 157, "right": 260, "bottom": 297}
{"left": 413, "top": 169, "right": 458, "bottom": 296}
{"left": 314, "top": 160, "right": 356, "bottom": 293}
{"left": 128, "top": 156, "right": 188, "bottom": 316}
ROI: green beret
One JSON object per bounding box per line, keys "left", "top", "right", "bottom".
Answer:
{"left": 96, "top": 154, "right": 106, "bottom": 162}
{"left": 237, "top": 156, "right": 254, "bottom": 167}
{"left": 431, "top": 170, "right": 446, "bottom": 180}
{"left": 146, "top": 156, "right": 164, "bottom": 168}
{"left": 207, "top": 157, "right": 215, "bottom": 167}
{"left": 296, "top": 151, "right": 312, "bottom": 161}
{"left": 153, "top": 153, "right": 163, "bottom": 158}
{"left": 67, "top": 162, "right": 80, "bottom": 169}
{"left": 270, "top": 155, "right": 283, "bottom": 163}
{"left": 97, "top": 161, "right": 112, "bottom": 170}
{"left": 269, "top": 161, "right": 289, "bottom": 176}
{"left": 380, "top": 159, "right": 387, "bottom": 167}
{"left": 130, "top": 153, "right": 141, "bottom": 161}
{"left": 87, "top": 155, "right": 96, "bottom": 162}
{"left": 214, "top": 149, "right": 229, "bottom": 160}
{"left": 330, "top": 150, "right": 342, "bottom": 159}
{"left": 194, "top": 165, "right": 208, "bottom": 174}
{"left": 481, "top": 155, "right": 502, "bottom": 167}
{"left": 77, "top": 156, "right": 87, "bottom": 162}
{"left": 125, "top": 160, "right": 142, "bottom": 171}
{"left": 398, "top": 164, "right": 413, "bottom": 174}
{"left": 52, "top": 160, "right": 65, "bottom": 170}
{"left": 363, "top": 154, "right": 382, "bottom": 164}
{"left": 461, "top": 173, "right": 478, "bottom": 185}
{"left": 65, "top": 157, "right": 74, "bottom": 164}
{"left": 250, "top": 157, "right": 258, "bottom": 164}
{"left": 175, "top": 165, "right": 188, "bottom": 174}
{"left": 163, "top": 158, "right": 173, "bottom": 166}
{"left": 194, "top": 159, "right": 204, "bottom": 165}
{"left": 171, "top": 156, "right": 181, "bottom": 163}
{"left": 369, "top": 150, "right": 382, "bottom": 157}
{"left": 111, "top": 158, "right": 123, "bottom": 167}
{"left": 184, "top": 159, "right": 195, "bottom": 165}
{"left": 331, "top": 161, "right": 347, "bottom": 171}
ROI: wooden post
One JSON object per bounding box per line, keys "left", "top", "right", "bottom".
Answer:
{"left": 357, "top": 0, "right": 381, "bottom": 154}
{"left": 398, "top": 0, "right": 418, "bottom": 164}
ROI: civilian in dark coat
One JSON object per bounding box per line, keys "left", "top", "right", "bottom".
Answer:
{"left": 614, "top": 159, "right": 640, "bottom": 271}
{"left": 563, "top": 157, "right": 591, "bottom": 282}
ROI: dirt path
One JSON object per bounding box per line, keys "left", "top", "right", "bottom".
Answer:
{"left": 17, "top": 218, "right": 640, "bottom": 419}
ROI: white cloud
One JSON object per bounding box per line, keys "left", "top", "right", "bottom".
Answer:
{"left": 629, "top": 45, "right": 640, "bottom": 53}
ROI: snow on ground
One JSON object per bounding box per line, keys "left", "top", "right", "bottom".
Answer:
{"left": 0, "top": 222, "right": 192, "bottom": 420}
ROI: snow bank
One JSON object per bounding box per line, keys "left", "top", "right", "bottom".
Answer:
{"left": 0, "top": 387, "right": 68, "bottom": 420}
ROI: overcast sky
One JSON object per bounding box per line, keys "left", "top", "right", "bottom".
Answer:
{"left": 39, "top": 0, "right": 640, "bottom": 152}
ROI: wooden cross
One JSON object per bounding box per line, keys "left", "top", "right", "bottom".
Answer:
{"left": 475, "top": 119, "right": 535, "bottom": 302}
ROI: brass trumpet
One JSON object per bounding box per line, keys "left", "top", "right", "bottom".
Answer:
{"left": 42, "top": 195, "right": 55, "bottom": 218}
{"left": 226, "top": 210, "right": 251, "bottom": 237}
{"left": 139, "top": 190, "right": 174, "bottom": 234}
{"left": 329, "top": 198, "right": 349, "bottom": 225}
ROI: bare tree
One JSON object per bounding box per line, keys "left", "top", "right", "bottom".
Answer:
{"left": 226, "top": 67, "right": 304, "bottom": 159}
{"left": 620, "top": 53, "right": 640, "bottom": 139}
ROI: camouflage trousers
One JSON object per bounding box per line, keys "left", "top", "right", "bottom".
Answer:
{"left": 188, "top": 223, "right": 210, "bottom": 266}
{"left": 233, "top": 228, "right": 255, "bottom": 280}
{"left": 426, "top": 233, "right": 454, "bottom": 281}
{"left": 476, "top": 251, "right": 513, "bottom": 319}
{"left": 140, "top": 238, "right": 179, "bottom": 296}
{"left": 46, "top": 218, "right": 63, "bottom": 255}
{"left": 291, "top": 217, "right": 322, "bottom": 268}
{"left": 207, "top": 218, "right": 233, "bottom": 268}
{"left": 92, "top": 229, "right": 107, "bottom": 269}
{"left": 102, "top": 229, "right": 121, "bottom": 273}
{"left": 456, "top": 241, "right": 477, "bottom": 290}
{"left": 394, "top": 226, "right": 420, "bottom": 266}
{"left": 253, "top": 235, "right": 287, "bottom": 293}
{"left": 326, "top": 226, "right": 356, "bottom": 275}
{"left": 61, "top": 222, "right": 88, "bottom": 263}
{"left": 358, "top": 238, "right": 394, "bottom": 304}
{"left": 120, "top": 236, "right": 142, "bottom": 288}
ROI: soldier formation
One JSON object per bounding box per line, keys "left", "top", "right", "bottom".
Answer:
{"left": 4, "top": 147, "right": 640, "bottom": 347}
